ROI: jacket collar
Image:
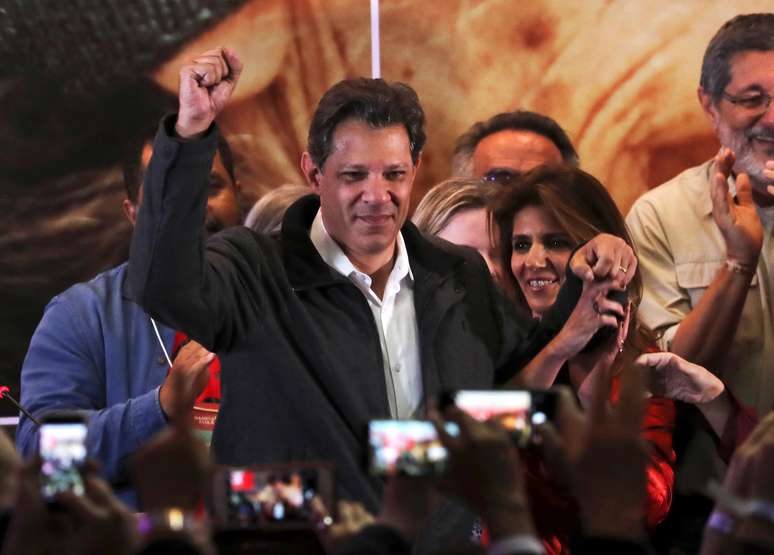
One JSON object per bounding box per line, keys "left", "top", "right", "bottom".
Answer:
{"left": 281, "top": 194, "right": 466, "bottom": 291}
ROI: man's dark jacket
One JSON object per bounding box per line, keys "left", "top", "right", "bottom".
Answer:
{"left": 128, "top": 117, "right": 567, "bottom": 516}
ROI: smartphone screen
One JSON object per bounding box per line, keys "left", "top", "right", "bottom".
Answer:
{"left": 39, "top": 419, "right": 87, "bottom": 501}
{"left": 367, "top": 419, "right": 458, "bottom": 477}
{"left": 451, "top": 389, "right": 556, "bottom": 446}
{"left": 217, "top": 465, "right": 334, "bottom": 529}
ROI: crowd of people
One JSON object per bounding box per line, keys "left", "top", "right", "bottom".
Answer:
{"left": 2, "top": 11, "right": 774, "bottom": 555}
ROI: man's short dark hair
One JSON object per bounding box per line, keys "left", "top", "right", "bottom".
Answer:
{"left": 307, "top": 78, "right": 426, "bottom": 169}
{"left": 452, "top": 110, "right": 578, "bottom": 175}
{"left": 700, "top": 13, "right": 774, "bottom": 104}
{"left": 122, "top": 130, "right": 237, "bottom": 204}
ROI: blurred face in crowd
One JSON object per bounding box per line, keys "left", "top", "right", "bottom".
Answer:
{"left": 204, "top": 153, "right": 242, "bottom": 235}
{"left": 125, "top": 144, "right": 242, "bottom": 235}
{"left": 471, "top": 130, "right": 563, "bottom": 181}
{"left": 436, "top": 207, "right": 505, "bottom": 285}
{"left": 305, "top": 119, "right": 416, "bottom": 268}
{"left": 510, "top": 204, "right": 574, "bottom": 318}
{"left": 700, "top": 50, "right": 774, "bottom": 202}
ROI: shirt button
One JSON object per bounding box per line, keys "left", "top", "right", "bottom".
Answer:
{"left": 393, "top": 363, "right": 401, "bottom": 373}
{"left": 157, "top": 356, "right": 167, "bottom": 365}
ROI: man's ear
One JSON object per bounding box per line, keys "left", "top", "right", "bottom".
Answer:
{"left": 122, "top": 199, "right": 138, "bottom": 226}
{"left": 300, "top": 152, "right": 322, "bottom": 193}
{"left": 413, "top": 153, "right": 423, "bottom": 175}
{"left": 698, "top": 86, "right": 721, "bottom": 130}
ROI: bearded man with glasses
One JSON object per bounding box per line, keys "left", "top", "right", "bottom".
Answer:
{"left": 626, "top": 13, "right": 774, "bottom": 553}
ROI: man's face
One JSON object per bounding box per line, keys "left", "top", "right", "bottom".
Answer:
{"left": 128, "top": 144, "right": 241, "bottom": 234}
{"left": 204, "top": 152, "right": 242, "bottom": 235}
{"left": 308, "top": 119, "right": 416, "bottom": 264}
{"left": 471, "top": 129, "right": 563, "bottom": 179}
{"left": 701, "top": 50, "right": 774, "bottom": 195}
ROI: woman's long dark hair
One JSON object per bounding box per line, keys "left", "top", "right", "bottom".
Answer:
{"left": 490, "top": 164, "right": 654, "bottom": 355}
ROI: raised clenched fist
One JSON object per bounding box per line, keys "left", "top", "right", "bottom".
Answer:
{"left": 175, "top": 48, "right": 243, "bottom": 139}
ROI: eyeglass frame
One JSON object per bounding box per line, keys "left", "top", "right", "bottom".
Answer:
{"left": 721, "top": 89, "right": 773, "bottom": 115}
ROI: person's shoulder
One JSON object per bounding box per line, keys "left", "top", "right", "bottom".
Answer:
{"left": 40, "top": 263, "right": 130, "bottom": 328}
{"left": 53, "top": 263, "right": 128, "bottom": 305}
{"left": 632, "top": 160, "right": 712, "bottom": 209}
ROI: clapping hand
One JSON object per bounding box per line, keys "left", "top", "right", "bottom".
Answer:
{"left": 711, "top": 148, "right": 763, "bottom": 268}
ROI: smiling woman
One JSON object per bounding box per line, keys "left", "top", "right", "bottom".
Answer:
{"left": 490, "top": 165, "right": 675, "bottom": 553}
{"left": 491, "top": 165, "right": 642, "bottom": 318}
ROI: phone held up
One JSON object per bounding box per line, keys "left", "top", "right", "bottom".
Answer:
{"left": 38, "top": 410, "right": 88, "bottom": 505}
{"left": 211, "top": 462, "right": 335, "bottom": 531}
{"left": 442, "top": 389, "right": 557, "bottom": 447}
{"left": 366, "top": 419, "right": 459, "bottom": 478}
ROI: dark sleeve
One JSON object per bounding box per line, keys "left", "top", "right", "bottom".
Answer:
{"left": 127, "top": 115, "right": 252, "bottom": 351}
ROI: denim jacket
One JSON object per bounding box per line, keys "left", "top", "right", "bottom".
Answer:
{"left": 16, "top": 262, "right": 174, "bottom": 506}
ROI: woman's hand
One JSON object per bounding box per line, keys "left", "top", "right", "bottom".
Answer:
{"left": 576, "top": 303, "right": 631, "bottom": 409}
{"left": 513, "top": 281, "right": 626, "bottom": 389}
{"left": 550, "top": 279, "right": 625, "bottom": 362}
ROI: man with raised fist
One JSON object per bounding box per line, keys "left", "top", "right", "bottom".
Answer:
{"left": 128, "top": 47, "right": 635, "bottom": 549}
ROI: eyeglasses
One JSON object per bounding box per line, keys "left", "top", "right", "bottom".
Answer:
{"left": 482, "top": 168, "right": 523, "bottom": 185}
{"left": 721, "top": 90, "right": 773, "bottom": 115}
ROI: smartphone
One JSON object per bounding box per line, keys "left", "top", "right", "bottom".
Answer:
{"left": 211, "top": 463, "right": 335, "bottom": 530}
{"left": 581, "top": 287, "right": 629, "bottom": 353}
{"left": 367, "top": 419, "right": 458, "bottom": 477}
{"left": 445, "top": 389, "right": 557, "bottom": 446}
{"left": 38, "top": 411, "right": 88, "bottom": 503}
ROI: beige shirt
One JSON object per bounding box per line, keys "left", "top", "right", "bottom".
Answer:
{"left": 626, "top": 160, "right": 774, "bottom": 414}
{"left": 310, "top": 210, "right": 423, "bottom": 419}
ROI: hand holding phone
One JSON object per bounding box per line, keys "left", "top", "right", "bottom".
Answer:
{"left": 444, "top": 389, "right": 557, "bottom": 446}
{"left": 367, "top": 420, "right": 459, "bottom": 477}
{"left": 38, "top": 411, "right": 88, "bottom": 503}
{"left": 212, "top": 463, "right": 335, "bottom": 530}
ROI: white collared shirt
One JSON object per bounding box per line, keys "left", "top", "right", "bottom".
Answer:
{"left": 310, "top": 210, "right": 423, "bottom": 419}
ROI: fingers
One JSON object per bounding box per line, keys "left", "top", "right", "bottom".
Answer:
{"left": 615, "top": 364, "right": 647, "bottom": 433}
{"left": 222, "top": 48, "right": 244, "bottom": 83}
{"left": 554, "top": 385, "right": 585, "bottom": 436}
{"left": 588, "top": 357, "right": 614, "bottom": 425}
{"left": 735, "top": 172, "right": 755, "bottom": 208}
{"left": 433, "top": 406, "right": 467, "bottom": 452}
{"left": 710, "top": 149, "right": 734, "bottom": 225}
{"left": 716, "top": 147, "right": 736, "bottom": 177}
{"left": 764, "top": 161, "right": 774, "bottom": 195}
{"left": 535, "top": 421, "right": 571, "bottom": 477}
{"left": 572, "top": 235, "right": 636, "bottom": 285}
{"left": 616, "top": 303, "right": 632, "bottom": 347}
{"left": 190, "top": 48, "right": 230, "bottom": 86}
{"left": 634, "top": 352, "right": 674, "bottom": 371}
{"left": 594, "top": 295, "right": 626, "bottom": 321}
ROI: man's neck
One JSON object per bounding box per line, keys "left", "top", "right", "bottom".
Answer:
{"left": 347, "top": 247, "right": 396, "bottom": 299}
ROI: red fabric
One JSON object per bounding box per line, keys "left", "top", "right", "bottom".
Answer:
{"left": 171, "top": 332, "right": 221, "bottom": 403}
{"left": 710, "top": 388, "right": 758, "bottom": 464}
{"left": 524, "top": 384, "right": 676, "bottom": 555}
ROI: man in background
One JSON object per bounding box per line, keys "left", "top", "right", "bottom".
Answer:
{"left": 16, "top": 131, "right": 243, "bottom": 507}
{"left": 452, "top": 110, "right": 578, "bottom": 182}
{"left": 626, "top": 13, "right": 774, "bottom": 553}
